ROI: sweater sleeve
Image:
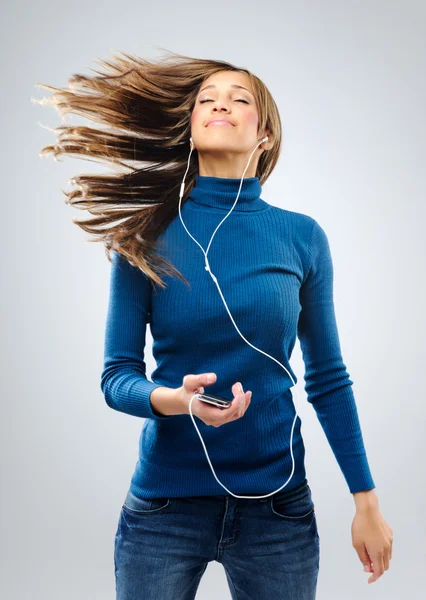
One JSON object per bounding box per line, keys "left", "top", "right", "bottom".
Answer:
{"left": 297, "top": 220, "right": 376, "bottom": 494}
{"left": 100, "top": 251, "right": 173, "bottom": 420}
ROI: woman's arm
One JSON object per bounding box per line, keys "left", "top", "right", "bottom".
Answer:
{"left": 100, "top": 251, "right": 174, "bottom": 420}
{"left": 297, "top": 219, "right": 376, "bottom": 494}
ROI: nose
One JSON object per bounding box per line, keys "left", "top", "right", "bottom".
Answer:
{"left": 212, "top": 107, "right": 230, "bottom": 117}
{"left": 211, "top": 99, "right": 231, "bottom": 112}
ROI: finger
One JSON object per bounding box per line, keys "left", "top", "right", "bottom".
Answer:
{"left": 378, "top": 553, "right": 385, "bottom": 577}
{"left": 384, "top": 549, "right": 389, "bottom": 571}
{"left": 369, "top": 554, "right": 384, "bottom": 583}
{"left": 236, "top": 394, "right": 245, "bottom": 419}
{"left": 226, "top": 394, "right": 245, "bottom": 421}
{"left": 363, "top": 561, "right": 373, "bottom": 573}
{"left": 385, "top": 535, "right": 392, "bottom": 569}
{"left": 237, "top": 391, "right": 252, "bottom": 418}
{"left": 232, "top": 381, "right": 244, "bottom": 397}
{"left": 239, "top": 394, "right": 246, "bottom": 417}
{"left": 231, "top": 383, "right": 244, "bottom": 407}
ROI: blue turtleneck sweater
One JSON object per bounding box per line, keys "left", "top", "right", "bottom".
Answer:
{"left": 100, "top": 174, "right": 376, "bottom": 497}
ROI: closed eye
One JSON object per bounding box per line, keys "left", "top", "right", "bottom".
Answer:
{"left": 199, "top": 99, "right": 249, "bottom": 104}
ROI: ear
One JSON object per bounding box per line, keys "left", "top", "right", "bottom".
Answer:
{"left": 260, "top": 131, "right": 273, "bottom": 150}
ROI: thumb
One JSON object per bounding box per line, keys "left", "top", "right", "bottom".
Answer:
{"left": 184, "top": 372, "right": 216, "bottom": 392}
{"left": 204, "top": 372, "right": 216, "bottom": 384}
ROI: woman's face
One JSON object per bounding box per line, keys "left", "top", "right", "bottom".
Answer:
{"left": 190, "top": 70, "right": 266, "bottom": 177}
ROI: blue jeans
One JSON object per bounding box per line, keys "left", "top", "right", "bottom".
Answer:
{"left": 114, "top": 478, "right": 320, "bottom": 599}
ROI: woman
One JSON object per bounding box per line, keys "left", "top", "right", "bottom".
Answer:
{"left": 37, "top": 49, "right": 393, "bottom": 599}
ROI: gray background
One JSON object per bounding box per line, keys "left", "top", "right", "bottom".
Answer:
{"left": 2, "top": 0, "right": 425, "bottom": 598}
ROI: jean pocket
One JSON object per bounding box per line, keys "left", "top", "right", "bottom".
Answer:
{"left": 122, "top": 490, "right": 171, "bottom": 515}
{"left": 270, "top": 481, "right": 315, "bottom": 520}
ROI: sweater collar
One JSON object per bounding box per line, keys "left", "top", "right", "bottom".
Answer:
{"left": 188, "top": 174, "right": 266, "bottom": 212}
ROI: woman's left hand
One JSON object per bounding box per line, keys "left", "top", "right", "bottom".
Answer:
{"left": 351, "top": 504, "right": 393, "bottom": 584}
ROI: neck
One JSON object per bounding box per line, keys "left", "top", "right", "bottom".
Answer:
{"left": 188, "top": 174, "right": 267, "bottom": 212}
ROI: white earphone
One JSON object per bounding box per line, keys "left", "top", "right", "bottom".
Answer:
{"left": 178, "top": 134, "right": 301, "bottom": 500}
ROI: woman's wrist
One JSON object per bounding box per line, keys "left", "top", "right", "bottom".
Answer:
{"left": 353, "top": 488, "right": 379, "bottom": 512}
{"left": 149, "top": 385, "right": 187, "bottom": 416}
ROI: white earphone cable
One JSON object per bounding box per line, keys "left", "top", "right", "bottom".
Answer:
{"left": 177, "top": 136, "right": 299, "bottom": 499}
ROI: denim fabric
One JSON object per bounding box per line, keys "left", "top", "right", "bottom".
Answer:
{"left": 114, "top": 478, "right": 320, "bottom": 599}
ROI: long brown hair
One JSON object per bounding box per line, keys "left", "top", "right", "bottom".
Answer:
{"left": 34, "top": 49, "right": 282, "bottom": 289}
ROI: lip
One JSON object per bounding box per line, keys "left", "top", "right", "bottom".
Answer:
{"left": 206, "top": 118, "right": 235, "bottom": 126}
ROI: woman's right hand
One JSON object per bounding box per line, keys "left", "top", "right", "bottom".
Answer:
{"left": 177, "top": 373, "right": 252, "bottom": 427}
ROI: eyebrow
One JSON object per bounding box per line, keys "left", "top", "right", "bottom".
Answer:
{"left": 197, "top": 84, "right": 254, "bottom": 97}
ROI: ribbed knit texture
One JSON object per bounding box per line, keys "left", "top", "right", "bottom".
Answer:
{"left": 100, "top": 174, "right": 376, "bottom": 498}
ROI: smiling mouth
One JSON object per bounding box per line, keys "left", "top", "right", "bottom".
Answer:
{"left": 207, "top": 120, "right": 234, "bottom": 126}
